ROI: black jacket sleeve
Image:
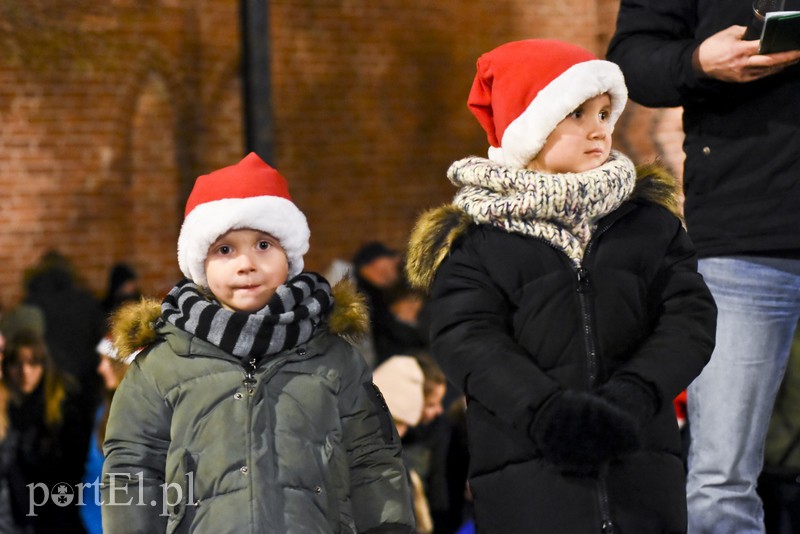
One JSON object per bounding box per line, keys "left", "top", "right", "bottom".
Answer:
{"left": 427, "top": 235, "right": 561, "bottom": 435}
{"left": 606, "top": 0, "right": 727, "bottom": 107}
{"left": 608, "top": 218, "right": 717, "bottom": 403}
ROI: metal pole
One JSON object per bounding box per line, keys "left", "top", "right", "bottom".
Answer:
{"left": 240, "top": 0, "right": 274, "bottom": 163}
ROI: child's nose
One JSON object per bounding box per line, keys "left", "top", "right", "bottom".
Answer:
{"left": 590, "top": 122, "right": 609, "bottom": 139}
{"left": 235, "top": 252, "right": 256, "bottom": 271}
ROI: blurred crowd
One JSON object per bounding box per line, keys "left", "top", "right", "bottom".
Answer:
{"left": 0, "top": 251, "right": 141, "bottom": 534}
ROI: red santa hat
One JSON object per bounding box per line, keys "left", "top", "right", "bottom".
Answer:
{"left": 177, "top": 153, "right": 310, "bottom": 286}
{"left": 468, "top": 39, "right": 628, "bottom": 168}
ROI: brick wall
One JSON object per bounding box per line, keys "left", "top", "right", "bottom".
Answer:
{"left": 0, "top": 0, "right": 685, "bottom": 310}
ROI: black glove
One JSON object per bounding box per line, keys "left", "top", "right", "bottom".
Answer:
{"left": 595, "top": 374, "right": 660, "bottom": 428}
{"left": 530, "top": 389, "right": 640, "bottom": 476}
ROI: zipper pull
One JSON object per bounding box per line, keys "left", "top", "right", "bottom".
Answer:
{"left": 577, "top": 267, "right": 591, "bottom": 293}
{"left": 242, "top": 357, "right": 257, "bottom": 395}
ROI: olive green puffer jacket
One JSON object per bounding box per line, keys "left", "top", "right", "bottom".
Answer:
{"left": 101, "top": 283, "right": 415, "bottom": 534}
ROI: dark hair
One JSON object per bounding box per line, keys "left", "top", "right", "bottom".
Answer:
{"left": 107, "top": 263, "right": 138, "bottom": 295}
{"left": 3, "top": 329, "right": 49, "bottom": 368}
{"left": 352, "top": 242, "right": 398, "bottom": 269}
{"left": 3, "top": 329, "right": 67, "bottom": 429}
{"left": 414, "top": 353, "right": 446, "bottom": 396}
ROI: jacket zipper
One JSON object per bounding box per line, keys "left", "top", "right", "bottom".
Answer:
{"left": 599, "top": 477, "right": 614, "bottom": 534}
{"left": 241, "top": 357, "right": 255, "bottom": 530}
{"left": 241, "top": 347, "right": 306, "bottom": 396}
{"left": 243, "top": 357, "right": 257, "bottom": 396}
{"left": 237, "top": 349, "right": 302, "bottom": 532}
{"left": 576, "top": 266, "right": 598, "bottom": 387}
{"left": 575, "top": 222, "right": 617, "bottom": 534}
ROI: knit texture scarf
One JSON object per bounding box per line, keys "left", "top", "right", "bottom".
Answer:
{"left": 161, "top": 272, "right": 333, "bottom": 360}
{"left": 450, "top": 150, "right": 637, "bottom": 265}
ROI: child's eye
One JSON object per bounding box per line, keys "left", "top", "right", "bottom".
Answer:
{"left": 258, "top": 240, "right": 272, "bottom": 250}
{"left": 599, "top": 110, "right": 610, "bottom": 121}
{"left": 217, "top": 245, "right": 231, "bottom": 255}
{"left": 569, "top": 109, "right": 584, "bottom": 119}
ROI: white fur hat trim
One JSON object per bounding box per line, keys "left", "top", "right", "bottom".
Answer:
{"left": 177, "top": 195, "right": 310, "bottom": 287}
{"left": 488, "top": 60, "right": 627, "bottom": 168}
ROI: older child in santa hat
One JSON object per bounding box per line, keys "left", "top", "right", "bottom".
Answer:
{"left": 101, "top": 153, "right": 415, "bottom": 533}
{"left": 405, "top": 39, "right": 717, "bottom": 532}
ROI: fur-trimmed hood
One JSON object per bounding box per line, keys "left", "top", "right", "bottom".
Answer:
{"left": 111, "top": 279, "right": 369, "bottom": 360}
{"left": 406, "top": 162, "right": 683, "bottom": 292}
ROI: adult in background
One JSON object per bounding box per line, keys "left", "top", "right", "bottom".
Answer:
{"left": 351, "top": 242, "right": 404, "bottom": 366}
{"left": 0, "top": 328, "right": 20, "bottom": 534}
{"left": 22, "top": 251, "right": 106, "bottom": 402}
{"left": 100, "top": 262, "right": 141, "bottom": 316}
{"left": 608, "top": 4, "right": 800, "bottom": 532}
{"left": 3, "top": 329, "right": 93, "bottom": 534}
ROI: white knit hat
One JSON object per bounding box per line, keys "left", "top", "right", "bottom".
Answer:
{"left": 373, "top": 356, "right": 425, "bottom": 427}
{"left": 468, "top": 39, "right": 628, "bottom": 168}
{"left": 96, "top": 336, "right": 137, "bottom": 365}
{"left": 177, "top": 153, "right": 310, "bottom": 287}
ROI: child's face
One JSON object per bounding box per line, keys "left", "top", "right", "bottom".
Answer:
{"left": 526, "top": 93, "right": 613, "bottom": 174}
{"left": 97, "top": 355, "right": 128, "bottom": 391}
{"left": 420, "top": 382, "right": 447, "bottom": 425}
{"left": 204, "top": 228, "right": 289, "bottom": 312}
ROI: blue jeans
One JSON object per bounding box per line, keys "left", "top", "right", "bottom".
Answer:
{"left": 687, "top": 256, "right": 800, "bottom": 534}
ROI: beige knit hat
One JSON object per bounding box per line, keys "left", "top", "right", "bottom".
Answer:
{"left": 372, "top": 356, "right": 425, "bottom": 427}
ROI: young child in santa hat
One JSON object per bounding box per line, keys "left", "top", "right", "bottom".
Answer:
{"left": 405, "top": 39, "right": 717, "bottom": 532}
{"left": 101, "top": 153, "right": 415, "bottom": 533}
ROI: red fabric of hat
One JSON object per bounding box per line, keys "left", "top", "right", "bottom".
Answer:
{"left": 467, "top": 39, "right": 627, "bottom": 168}
{"left": 177, "top": 153, "right": 310, "bottom": 286}
{"left": 184, "top": 152, "right": 292, "bottom": 217}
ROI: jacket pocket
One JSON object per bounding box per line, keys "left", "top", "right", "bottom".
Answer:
{"left": 165, "top": 450, "right": 199, "bottom": 534}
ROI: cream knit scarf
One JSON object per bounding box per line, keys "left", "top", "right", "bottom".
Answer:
{"left": 450, "top": 150, "right": 637, "bottom": 266}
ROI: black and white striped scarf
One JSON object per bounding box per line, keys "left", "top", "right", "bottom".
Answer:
{"left": 161, "top": 273, "right": 333, "bottom": 360}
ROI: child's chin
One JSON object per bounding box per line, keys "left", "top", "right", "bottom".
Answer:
{"left": 569, "top": 159, "right": 607, "bottom": 174}
{"left": 220, "top": 297, "right": 264, "bottom": 313}
{"left": 231, "top": 302, "right": 267, "bottom": 313}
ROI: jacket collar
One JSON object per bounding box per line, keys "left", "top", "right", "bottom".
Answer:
{"left": 406, "top": 162, "right": 683, "bottom": 292}
{"left": 110, "top": 279, "right": 368, "bottom": 361}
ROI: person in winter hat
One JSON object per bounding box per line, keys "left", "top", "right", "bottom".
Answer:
{"left": 82, "top": 336, "right": 136, "bottom": 534}
{"left": 405, "top": 39, "right": 717, "bottom": 532}
{"left": 373, "top": 355, "right": 425, "bottom": 437}
{"left": 101, "top": 153, "right": 415, "bottom": 533}
{"left": 100, "top": 262, "right": 142, "bottom": 315}
{"left": 371, "top": 355, "right": 434, "bottom": 534}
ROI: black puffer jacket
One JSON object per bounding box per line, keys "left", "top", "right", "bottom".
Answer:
{"left": 607, "top": 0, "right": 800, "bottom": 257}
{"left": 406, "top": 168, "right": 717, "bottom": 533}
